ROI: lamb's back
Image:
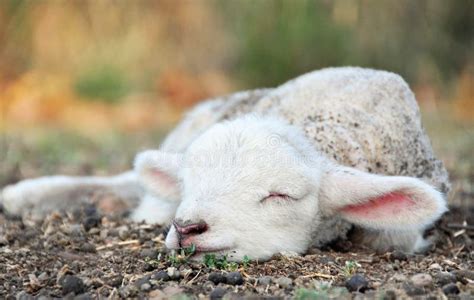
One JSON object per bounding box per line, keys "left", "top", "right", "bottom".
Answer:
{"left": 254, "top": 67, "right": 450, "bottom": 193}
{"left": 161, "top": 67, "right": 450, "bottom": 193}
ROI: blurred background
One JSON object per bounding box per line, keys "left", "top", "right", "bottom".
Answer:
{"left": 0, "top": 0, "right": 472, "bottom": 205}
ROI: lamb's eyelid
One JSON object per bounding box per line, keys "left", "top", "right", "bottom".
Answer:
{"left": 260, "top": 192, "right": 295, "bottom": 203}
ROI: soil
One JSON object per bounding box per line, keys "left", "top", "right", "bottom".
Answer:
{"left": 0, "top": 199, "right": 472, "bottom": 299}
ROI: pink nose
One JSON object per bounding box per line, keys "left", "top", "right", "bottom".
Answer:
{"left": 173, "top": 220, "right": 208, "bottom": 237}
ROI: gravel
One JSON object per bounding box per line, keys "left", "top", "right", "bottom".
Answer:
{"left": 0, "top": 199, "right": 472, "bottom": 299}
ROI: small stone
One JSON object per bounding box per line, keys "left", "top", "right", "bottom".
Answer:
{"left": 382, "top": 290, "right": 397, "bottom": 300}
{"left": 345, "top": 274, "right": 369, "bottom": 292}
{"left": 105, "top": 275, "right": 123, "bottom": 287}
{"left": 38, "top": 272, "right": 49, "bottom": 282}
{"left": 428, "top": 263, "right": 442, "bottom": 271}
{"left": 402, "top": 282, "right": 425, "bottom": 296}
{"left": 210, "top": 287, "right": 227, "bottom": 299}
{"left": 276, "top": 277, "right": 292, "bottom": 289}
{"left": 74, "top": 293, "right": 92, "bottom": 300}
{"left": 410, "top": 273, "right": 433, "bottom": 287}
{"left": 442, "top": 283, "right": 460, "bottom": 295}
{"left": 61, "top": 275, "right": 85, "bottom": 295}
{"left": 134, "top": 275, "right": 151, "bottom": 288}
{"left": 152, "top": 270, "right": 170, "bottom": 281}
{"left": 435, "top": 271, "right": 456, "bottom": 286}
{"left": 167, "top": 267, "right": 181, "bottom": 280}
{"left": 226, "top": 272, "right": 244, "bottom": 285}
{"left": 117, "top": 226, "right": 130, "bottom": 240}
{"left": 140, "top": 283, "right": 151, "bottom": 292}
{"left": 257, "top": 276, "right": 272, "bottom": 286}
{"left": 83, "top": 205, "right": 98, "bottom": 217}
{"left": 208, "top": 272, "right": 226, "bottom": 285}
{"left": 142, "top": 263, "right": 156, "bottom": 272}
{"left": 83, "top": 215, "right": 101, "bottom": 231}
{"left": 16, "top": 291, "right": 34, "bottom": 300}
{"left": 140, "top": 248, "right": 158, "bottom": 259}
{"left": 80, "top": 243, "right": 96, "bottom": 253}
{"left": 389, "top": 250, "right": 407, "bottom": 261}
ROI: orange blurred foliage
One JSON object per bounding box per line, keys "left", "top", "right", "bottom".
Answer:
{"left": 453, "top": 68, "right": 474, "bottom": 123}
{"left": 0, "top": 71, "right": 184, "bottom": 135}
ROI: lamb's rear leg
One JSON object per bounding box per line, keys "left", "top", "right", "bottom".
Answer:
{"left": 1, "top": 171, "right": 143, "bottom": 219}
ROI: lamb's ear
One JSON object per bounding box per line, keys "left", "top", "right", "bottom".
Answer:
{"left": 134, "top": 150, "right": 182, "bottom": 201}
{"left": 319, "top": 165, "right": 447, "bottom": 230}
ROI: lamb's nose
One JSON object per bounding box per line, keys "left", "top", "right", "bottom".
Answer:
{"left": 173, "top": 219, "right": 208, "bottom": 237}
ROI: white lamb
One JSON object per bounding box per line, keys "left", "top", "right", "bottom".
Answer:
{"left": 1, "top": 67, "right": 450, "bottom": 261}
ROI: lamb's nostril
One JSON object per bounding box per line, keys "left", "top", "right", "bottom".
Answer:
{"left": 173, "top": 220, "right": 208, "bottom": 236}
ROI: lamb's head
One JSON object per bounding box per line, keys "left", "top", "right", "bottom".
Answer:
{"left": 135, "top": 116, "right": 447, "bottom": 261}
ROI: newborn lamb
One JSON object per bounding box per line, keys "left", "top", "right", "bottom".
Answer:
{"left": 1, "top": 67, "right": 450, "bottom": 261}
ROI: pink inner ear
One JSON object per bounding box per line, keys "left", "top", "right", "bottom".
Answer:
{"left": 150, "top": 169, "right": 176, "bottom": 188}
{"left": 340, "top": 192, "right": 415, "bottom": 219}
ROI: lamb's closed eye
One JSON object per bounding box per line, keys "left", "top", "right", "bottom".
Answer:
{"left": 260, "top": 192, "right": 295, "bottom": 203}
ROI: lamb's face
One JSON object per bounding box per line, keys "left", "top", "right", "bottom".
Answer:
{"left": 164, "top": 120, "right": 323, "bottom": 261}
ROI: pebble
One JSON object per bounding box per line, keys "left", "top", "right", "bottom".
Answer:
{"left": 428, "top": 263, "right": 442, "bottom": 271}
{"left": 389, "top": 250, "right": 407, "bottom": 261}
{"left": 435, "top": 271, "right": 456, "bottom": 286}
{"left": 225, "top": 272, "right": 244, "bottom": 285}
{"left": 140, "top": 283, "right": 151, "bottom": 292}
{"left": 345, "top": 274, "right": 369, "bottom": 292}
{"left": 106, "top": 275, "right": 124, "bottom": 287}
{"left": 257, "top": 276, "right": 272, "bottom": 286}
{"left": 38, "top": 272, "right": 49, "bottom": 282}
{"left": 83, "top": 215, "right": 101, "bottom": 231}
{"left": 61, "top": 275, "right": 86, "bottom": 295}
{"left": 276, "top": 277, "right": 292, "bottom": 289}
{"left": 118, "top": 226, "right": 130, "bottom": 240}
{"left": 402, "top": 282, "right": 425, "bottom": 296}
{"left": 208, "top": 272, "right": 227, "bottom": 285}
{"left": 410, "top": 273, "right": 433, "bottom": 287}
{"left": 74, "top": 293, "right": 92, "bottom": 300}
{"left": 152, "top": 270, "right": 170, "bottom": 281}
{"left": 80, "top": 242, "right": 96, "bottom": 253}
{"left": 167, "top": 267, "right": 181, "bottom": 280}
{"left": 383, "top": 290, "right": 397, "bottom": 300}
{"left": 140, "top": 248, "right": 158, "bottom": 259}
{"left": 210, "top": 287, "right": 227, "bottom": 299}
{"left": 442, "top": 283, "right": 460, "bottom": 295}
{"left": 16, "top": 291, "right": 34, "bottom": 300}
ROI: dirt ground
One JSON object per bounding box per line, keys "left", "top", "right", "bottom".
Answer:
{"left": 0, "top": 113, "right": 473, "bottom": 299}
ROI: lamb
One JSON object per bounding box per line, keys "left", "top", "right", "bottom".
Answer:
{"left": 1, "top": 67, "right": 450, "bottom": 261}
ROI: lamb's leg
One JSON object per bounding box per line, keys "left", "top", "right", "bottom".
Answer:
{"left": 1, "top": 171, "right": 144, "bottom": 219}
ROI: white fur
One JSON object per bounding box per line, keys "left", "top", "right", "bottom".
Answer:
{"left": 138, "top": 116, "right": 446, "bottom": 260}
{"left": 1, "top": 67, "right": 449, "bottom": 261}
